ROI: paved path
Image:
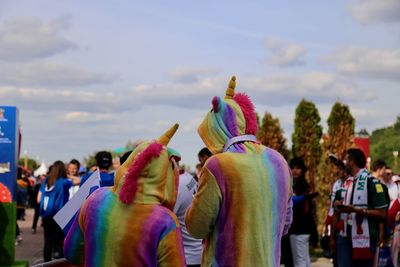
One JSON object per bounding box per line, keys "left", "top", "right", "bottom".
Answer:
{"left": 15, "top": 208, "right": 44, "bottom": 265}
{"left": 16, "top": 209, "right": 333, "bottom": 266}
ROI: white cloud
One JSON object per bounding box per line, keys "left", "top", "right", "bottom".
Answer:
{"left": 0, "top": 61, "right": 117, "bottom": 87}
{"left": 170, "top": 67, "right": 219, "bottom": 83}
{"left": 62, "top": 111, "right": 114, "bottom": 123}
{"left": 350, "top": 0, "right": 400, "bottom": 24}
{"left": 325, "top": 47, "right": 400, "bottom": 81}
{"left": 1, "top": 71, "right": 376, "bottom": 116}
{"left": 0, "top": 86, "right": 120, "bottom": 113}
{"left": 0, "top": 16, "right": 77, "bottom": 61}
{"left": 182, "top": 116, "right": 203, "bottom": 133}
{"left": 264, "top": 38, "right": 306, "bottom": 67}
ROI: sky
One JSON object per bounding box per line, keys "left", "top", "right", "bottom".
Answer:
{"left": 0, "top": 0, "right": 399, "bottom": 169}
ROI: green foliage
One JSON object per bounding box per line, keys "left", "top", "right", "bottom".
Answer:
{"left": 326, "top": 102, "right": 355, "bottom": 160}
{"left": 83, "top": 153, "right": 97, "bottom": 169}
{"left": 370, "top": 116, "right": 400, "bottom": 173}
{"left": 316, "top": 101, "right": 355, "bottom": 233}
{"left": 292, "top": 99, "right": 323, "bottom": 188}
{"left": 18, "top": 158, "right": 38, "bottom": 171}
{"left": 257, "top": 112, "right": 289, "bottom": 159}
{"left": 255, "top": 112, "right": 261, "bottom": 129}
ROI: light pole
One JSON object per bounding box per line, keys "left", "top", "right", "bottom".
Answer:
{"left": 24, "top": 150, "right": 28, "bottom": 169}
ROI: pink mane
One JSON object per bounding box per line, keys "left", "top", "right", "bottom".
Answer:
{"left": 233, "top": 93, "right": 258, "bottom": 135}
{"left": 119, "top": 142, "right": 163, "bottom": 204}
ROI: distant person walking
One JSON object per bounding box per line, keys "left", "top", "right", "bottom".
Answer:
{"left": 80, "top": 151, "right": 114, "bottom": 187}
{"left": 38, "top": 160, "right": 79, "bottom": 262}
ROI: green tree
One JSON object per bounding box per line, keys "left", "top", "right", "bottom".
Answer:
{"left": 18, "top": 158, "right": 38, "bottom": 171}
{"left": 326, "top": 102, "right": 355, "bottom": 160}
{"left": 257, "top": 112, "right": 289, "bottom": 159}
{"left": 370, "top": 116, "right": 400, "bottom": 173}
{"left": 83, "top": 153, "right": 97, "bottom": 170}
{"left": 316, "top": 102, "right": 355, "bottom": 231}
{"left": 292, "top": 99, "right": 323, "bottom": 189}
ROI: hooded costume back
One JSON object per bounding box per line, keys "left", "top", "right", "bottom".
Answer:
{"left": 64, "top": 124, "right": 186, "bottom": 267}
{"left": 185, "top": 76, "right": 293, "bottom": 267}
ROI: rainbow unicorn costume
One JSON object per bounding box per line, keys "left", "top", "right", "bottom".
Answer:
{"left": 64, "top": 124, "right": 186, "bottom": 267}
{"left": 185, "top": 76, "right": 293, "bottom": 266}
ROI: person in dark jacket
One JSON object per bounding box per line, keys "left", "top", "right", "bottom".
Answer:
{"left": 288, "top": 157, "right": 319, "bottom": 267}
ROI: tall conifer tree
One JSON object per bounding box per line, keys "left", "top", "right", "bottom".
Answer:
{"left": 292, "top": 99, "right": 323, "bottom": 189}
{"left": 316, "top": 102, "right": 355, "bottom": 229}
{"left": 257, "top": 112, "right": 289, "bottom": 159}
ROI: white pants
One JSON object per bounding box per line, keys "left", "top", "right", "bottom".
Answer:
{"left": 290, "top": 234, "right": 311, "bottom": 267}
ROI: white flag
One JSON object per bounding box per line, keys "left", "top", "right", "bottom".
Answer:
{"left": 54, "top": 169, "right": 100, "bottom": 233}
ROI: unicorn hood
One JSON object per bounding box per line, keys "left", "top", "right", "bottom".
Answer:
{"left": 198, "top": 76, "right": 259, "bottom": 154}
{"left": 112, "top": 124, "right": 180, "bottom": 210}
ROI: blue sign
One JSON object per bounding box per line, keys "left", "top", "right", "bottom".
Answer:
{"left": 0, "top": 106, "right": 19, "bottom": 202}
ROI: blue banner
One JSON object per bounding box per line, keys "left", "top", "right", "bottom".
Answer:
{"left": 0, "top": 106, "right": 19, "bottom": 202}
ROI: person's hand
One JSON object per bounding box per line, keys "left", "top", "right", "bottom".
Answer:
{"left": 333, "top": 200, "right": 342, "bottom": 210}
{"left": 336, "top": 204, "right": 357, "bottom": 214}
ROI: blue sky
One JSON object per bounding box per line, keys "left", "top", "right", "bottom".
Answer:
{"left": 1, "top": 0, "right": 399, "bottom": 169}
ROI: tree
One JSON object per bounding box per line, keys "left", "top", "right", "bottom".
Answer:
{"left": 315, "top": 102, "right": 355, "bottom": 231}
{"left": 370, "top": 116, "right": 400, "bottom": 173}
{"left": 292, "top": 99, "right": 323, "bottom": 189}
{"left": 326, "top": 102, "right": 355, "bottom": 160}
{"left": 257, "top": 112, "right": 289, "bottom": 159}
{"left": 18, "top": 158, "right": 38, "bottom": 172}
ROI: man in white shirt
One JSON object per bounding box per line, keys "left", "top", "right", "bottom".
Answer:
{"left": 172, "top": 154, "right": 203, "bottom": 267}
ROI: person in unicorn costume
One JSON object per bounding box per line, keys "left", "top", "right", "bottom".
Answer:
{"left": 185, "top": 76, "right": 293, "bottom": 266}
{"left": 64, "top": 124, "right": 186, "bottom": 267}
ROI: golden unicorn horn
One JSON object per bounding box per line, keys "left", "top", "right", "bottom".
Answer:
{"left": 158, "top": 123, "right": 179, "bottom": 146}
{"left": 225, "top": 76, "right": 236, "bottom": 99}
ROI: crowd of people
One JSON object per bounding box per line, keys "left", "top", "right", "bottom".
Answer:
{"left": 12, "top": 76, "right": 400, "bottom": 267}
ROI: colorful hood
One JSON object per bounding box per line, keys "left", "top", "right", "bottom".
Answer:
{"left": 112, "top": 124, "right": 180, "bottom": 210}
{"left": 198, "top": 76, "right": 259, "bottom": 154}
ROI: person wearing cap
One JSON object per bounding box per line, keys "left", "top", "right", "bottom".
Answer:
{"left": 185, "top": 76, "right": 293, "bottom": 267}
{"left": 80, "top": 151, "right": 114, "bottom": 187}
{"left": 64, "top": 124, "right": 186, "bottom": 267}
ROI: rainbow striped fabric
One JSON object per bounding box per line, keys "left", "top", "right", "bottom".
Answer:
{"left": 64, "top": 126, "right": 186, "bottom": 267}
{"left": 64, "top": 188, "right": 185, "bottom": 267}
{"left": 185, "top": 77, "right": 293, "bottom": 266}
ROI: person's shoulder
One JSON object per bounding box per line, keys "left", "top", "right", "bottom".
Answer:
{"left": 152, "top": 205, "right": 180, "bottom": 227}
{"left": 368, "top": 176, "right": 387, "bottom": 194}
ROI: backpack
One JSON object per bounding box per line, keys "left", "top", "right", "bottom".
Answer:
{"left": 40, "top": 179, "right": 66, "bottom": 218}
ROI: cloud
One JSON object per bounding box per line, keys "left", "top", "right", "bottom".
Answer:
{"left": 0, "top": 86, "right": 120, "bottom": 113}
{"left": 1, "top": 71, "right": 377, "bottom": 117}
{"left": 130, "top": 72, "right": 377, "bottom": 109}
{"left": 350, "top": 0, "right": 400, "bottom": 24}
{"left": 325, "top": 47, "right": 400, "bottom": 81}
{"left": 61, "top": 111, "right": 114, "bottom": 123}
{"left": 170, "top": 67, "right": 219, "bottom": 83}
{"left": 0, "top": 61, "right": 117, "bottom": 87}
{"left": 264, "top": 38, "right": 306, "bottom": 67}
{"left": 350, "top": 106, "right": 396, "bottom": 131}
{"left": 0, "top": 16, "right": 77, "bottom": 61}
